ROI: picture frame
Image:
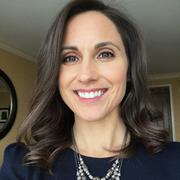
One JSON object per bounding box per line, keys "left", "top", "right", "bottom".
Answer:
{"left": 0, "top": 108, "right": 9, "bottom": 123}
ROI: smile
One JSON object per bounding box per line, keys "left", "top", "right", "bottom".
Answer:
{"left": 74, "top": 88, "right": 108, "bottom": 99}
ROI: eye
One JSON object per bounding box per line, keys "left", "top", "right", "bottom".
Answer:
{"left": 62, "top": 55, "right": 79, "bottom": 64}
{"left": 98, "top": 51, "right": 115, "bottom": 59}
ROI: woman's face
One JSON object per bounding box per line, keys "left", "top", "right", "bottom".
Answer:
{"left": 59, "top": 11, "right": 128, "bottom": 122}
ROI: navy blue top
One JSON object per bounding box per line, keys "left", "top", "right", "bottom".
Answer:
{"left": 0, "top": 142, "right": 180, "bottom": 180}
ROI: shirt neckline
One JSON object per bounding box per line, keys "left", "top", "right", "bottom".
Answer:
{"left": 67, "top": 147, "right": 119, "bottom": 160}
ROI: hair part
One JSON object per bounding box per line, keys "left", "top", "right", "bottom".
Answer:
{"left": 17, "top": 0, "right": 169, "bottom": 173}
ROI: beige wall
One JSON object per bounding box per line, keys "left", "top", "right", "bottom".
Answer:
{"left": 149, "top": 77, "right": 180, "bottom": 141}
{"left": 0, "top": 48, "right": 36, "bottom": 164}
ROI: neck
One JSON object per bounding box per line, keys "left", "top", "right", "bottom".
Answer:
{"left": 72, "top": 116, "right": 129, "bottom": 157}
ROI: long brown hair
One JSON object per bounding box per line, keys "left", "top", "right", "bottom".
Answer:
{"left": 17, "top": 0, "right": 168, "bottom": 172}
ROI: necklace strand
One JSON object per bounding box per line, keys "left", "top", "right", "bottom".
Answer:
{"left": 72, "top": 132, "right": 124, "bottom": 180}
{"left": 75, "top": 152, "right": 123, "bottom": 180}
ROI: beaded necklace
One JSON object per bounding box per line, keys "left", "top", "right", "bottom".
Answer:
{"left": 74, "top": 151, "right": 123, "bottom": 180}
{"left": 72, "top": 131, "right": 124, "bottom": 180}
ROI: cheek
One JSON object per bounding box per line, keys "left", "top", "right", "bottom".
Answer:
{"left": 114, "top": 70, "right": 127, "bottom": 86}
{"left": 101, "top": 62, "right": 128, "bottom": 84}
{"left": 58, "top": 69, "right": 68, "bottom": 97}
{"left": 59, "top": 67, "right": 71, "bottom": 88}
{"left": 58, "top": 72, "right": 64, "bottom": 93}
{"left": 58, "top": 74, "right": 71, "bottom": 108}
{"left": 58, "top": 67, "right": 76, "bottom": 98}
{"left": 105, "top": 63, "right": 128, "bottom": 103}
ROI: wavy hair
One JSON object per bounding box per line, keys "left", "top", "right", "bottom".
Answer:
{"left": 17, "top": 0, "right": 168, "bottom": 172}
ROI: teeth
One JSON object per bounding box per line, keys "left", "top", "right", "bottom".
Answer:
{"left": 77, "top": 90, "right": 104, "bottom": 98}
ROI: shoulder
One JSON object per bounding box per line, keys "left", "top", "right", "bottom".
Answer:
{"left": 0, "top": 142, "right": 28, "bottom": 179}
{"left": 3, "top": 142, "right": 28, "bottom": 165}
{"left": 0, "top": 144, "right": 76, "bottom": 179}
{"left": 149, "top": 141, "right": 180, "bottom": 168}
{"left": 160, "top": 141, "right": 180, "bottom": 161}
{"left": 136, "top": 141, "right": 180, "bottom": 165}
{"left": 155, "top": 142, "right": 180, "bottom": 176}
{"left": 4, "top": 142, "right": 27, "bottom": 155}
{"left": 143, "top": 141, "right": 180, "bottom": 160}
{"left": 131, "top": 141, "right": 180, "bottom": 178}
{"left": 162, "top": 141, "right": 180, "bottom": 156}
{"left": 139, "top": 141, "right": 180, "bottom": 156}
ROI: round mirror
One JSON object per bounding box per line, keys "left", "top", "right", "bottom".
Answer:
{"left": 0, "top": 69, "right": 17, "bottom": 139}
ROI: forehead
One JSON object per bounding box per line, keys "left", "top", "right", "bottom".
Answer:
{"left": 63, "top": 11, "right": 124, "bottom": 47}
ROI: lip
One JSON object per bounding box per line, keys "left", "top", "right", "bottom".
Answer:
{"left": 74, "top": 88, "right": 108, "bottom": 93}
{"left": 74, "top": 88, "right": 108, "bottom": 103}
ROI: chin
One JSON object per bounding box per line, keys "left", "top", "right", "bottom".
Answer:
{"left": 75, "top": 113, "right": 107, "bottom": 122}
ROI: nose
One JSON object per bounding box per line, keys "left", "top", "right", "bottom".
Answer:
{"left": 77, "top": 60, "right": 99, "bottom": 83}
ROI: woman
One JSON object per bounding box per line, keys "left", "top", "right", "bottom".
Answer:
{"left": 0, "top": 0, "right": 180, "bottom": 179}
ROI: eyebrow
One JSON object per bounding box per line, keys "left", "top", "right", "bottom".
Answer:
{"left": 61, "top": 41, "right": 121, "bottom": 51}
{"left": 95, "top": 41, "right": 121, "bottom": 51}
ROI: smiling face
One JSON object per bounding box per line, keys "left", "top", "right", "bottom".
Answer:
{"left": 59, "top": 11, "right": 128, "bottom": 122}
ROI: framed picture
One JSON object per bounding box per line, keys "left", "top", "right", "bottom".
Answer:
{"left": 0, "top": 108, "right": 9, "bottom": 123}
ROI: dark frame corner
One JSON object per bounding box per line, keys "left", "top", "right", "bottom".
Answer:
{"left": 0, "top": 69, "right": 17, "bottom": 139}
